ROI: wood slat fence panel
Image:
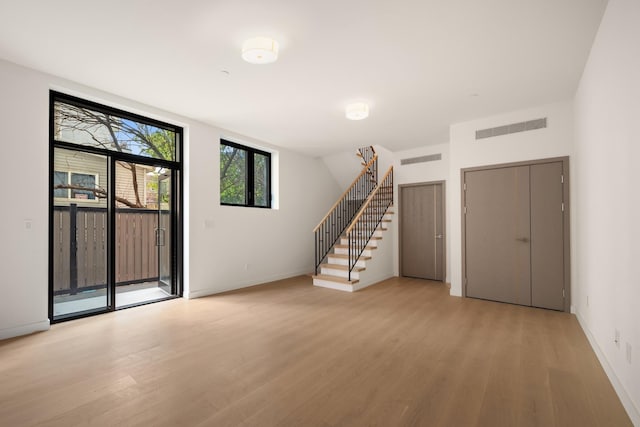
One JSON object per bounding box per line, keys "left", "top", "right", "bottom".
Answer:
{"left": 115, "top": 210, "right": 158, "bottom": 284}
{"left": 53, "top": 205, "right": 160, "bottom": 294}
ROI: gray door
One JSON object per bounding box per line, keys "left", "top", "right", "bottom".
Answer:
{"left": 400, "top": 183, "right": 445, "bottom": 281}
{"left": 530, "top": 162, "right": 565, "bottom": 310}
{"left": 465, "top": 166, "right": 532, "bottom": 305}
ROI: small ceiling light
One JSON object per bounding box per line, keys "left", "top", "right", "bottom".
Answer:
{"left": 242, "top": 37, "right": 279, "bottom": 64}
{"left": 346, "top": 102, "right": 369, "bottom": 120}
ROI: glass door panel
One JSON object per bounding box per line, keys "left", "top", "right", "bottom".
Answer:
{"left": 158, "top": 170, "right": 172, "bottom": 293}
{"left": 52, "top": 148, "right": 110, "bottom": 319}
{"left": 114, "top": 161, "right": 175, "bottom": 308}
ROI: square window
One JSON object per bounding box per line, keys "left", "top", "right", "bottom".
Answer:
{"left": 220, "top": 140, "right": 271, "bottom": 208}
{"left": 53, "top": 171, "right": 99, "bottom": 200}
{"left": 70, "top": 173, "right": 97, "bottom": 200}
{"left": 253, "top": 153, "right": 270, "bottom": 207}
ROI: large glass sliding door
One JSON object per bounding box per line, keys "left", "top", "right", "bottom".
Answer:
{"left": 49, "top": 92, "right": 182, "bottom": 322}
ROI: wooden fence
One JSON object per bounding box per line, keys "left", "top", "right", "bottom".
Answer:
{"left": 52, "top": 205, "right": 166, "bottom": 294}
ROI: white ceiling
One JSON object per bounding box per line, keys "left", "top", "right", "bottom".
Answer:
{"left": 0, "top": 0, "right": 607, "bottom": 156}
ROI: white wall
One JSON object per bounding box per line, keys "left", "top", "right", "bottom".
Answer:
{"left": 391, "top": 144, "right": 450, "bottom": 280}
{"left": 188, "top": 127, "right": 340, "bottom": 298}
{"left": 321, "top": 150, "right": 362, "bottom": 190}
{"left": 573, "top": 0, "right": 640, "bottom": 422}
{"left": 0, "top": 58, "right": 340, "bottom": 339}
{"left": 372, "top": 144, "right": 394, "bottom": 176}
{"left": 356, "top": 223, "right": 395, "bottom": 290}
{"left": 0, "top": 61, "right": 50, "bottom": 339}
{"left": 448, "top": 101, "right": 574, "bottom": 297}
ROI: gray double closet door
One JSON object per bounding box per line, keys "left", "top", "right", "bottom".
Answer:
{"left": 463, "top": 161, "right": 567, "bottom": 311}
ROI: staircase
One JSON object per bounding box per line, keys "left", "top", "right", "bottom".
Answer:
{"left": 313, "top": 147, "right": 394, "bottom": 292}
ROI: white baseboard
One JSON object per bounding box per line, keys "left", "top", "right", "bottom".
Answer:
{"left": 449, "top": 287, "right": 462, "bottom": 297}
{"left": 576, "top": 312, "right": 640, "bottom": 426}
{"left": 186, "top": 270, "right": 311, "bottom": 299}
{"left": 0, "top": 319, "right": 50, "bottom": 340}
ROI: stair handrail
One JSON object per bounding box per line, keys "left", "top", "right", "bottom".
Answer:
{"left": 345, "top": 166, "right": 394, "bottom": 234}
{"left": 345, "top": 165, "right": 394, "bottom": 280}
{"left": 312, "top": 154, "right": 378, "bottom": 232}
{"left": 356, "top": 145, "right": 376, "bottom": 166}
{"left": 314, "top": 152, "right": 378, "bottom": 274}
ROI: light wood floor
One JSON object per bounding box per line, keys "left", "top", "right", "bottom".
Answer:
{"left": 0, "top": 276, "right": 631, "bottom": 426}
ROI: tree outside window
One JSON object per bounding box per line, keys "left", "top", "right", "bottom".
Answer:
{"left": 220, "top": 140, "right": 271, "bottom": 208}
{"left": 53, "top": 98, "right": 178, "bottom": 208}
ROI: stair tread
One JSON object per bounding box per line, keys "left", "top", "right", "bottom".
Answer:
{"left": 363, "top": 211, "right": 394, "bottom": 215}
{"left": 313, "top": 274, "right": 359, "bottom": 285}
{"left": 328, "top": 253, "right": 372, "bottom": 260}
{"left": 342, "top": 236, "right": 383, "bottom": 240}
{"left": 334, "top": 244, "right": 377, "bottom": 250}
{"left": 320, "top": 263, "right": 366, "bottom": 272}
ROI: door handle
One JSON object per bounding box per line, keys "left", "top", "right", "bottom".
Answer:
{"left": 435, "top": 234, "right": 443, "bottom": 239}
{"left": 155, "top": 228, "right": 166, "bottom": 246}
{"left": 516, "top": 237, "right": 530, "bottom": 242}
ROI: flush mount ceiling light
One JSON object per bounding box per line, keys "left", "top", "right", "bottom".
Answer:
{"left": 242, "top": 37, "right": 279, "bottom": 64}
{"left": 345, "top": 102, "right": 369, "bottom": 120}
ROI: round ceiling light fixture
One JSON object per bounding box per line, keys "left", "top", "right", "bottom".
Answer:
{"left": 242, "top": 37, "right": 279, "bottom": 64}
{"left": 345, "top": 102, "right": 370, "bottom": 120}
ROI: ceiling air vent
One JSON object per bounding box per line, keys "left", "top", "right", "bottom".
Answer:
{"left": 400, "top": 153, "right": 442, "bottom": 165}
{"left": 475, "top": 118, "right": 547, "bottom": 140}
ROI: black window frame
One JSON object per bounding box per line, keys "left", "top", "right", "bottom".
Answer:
{"left": 49, "top": 90, "right": 184, "bottom": 324}
{"left": 220, "top": 139, "right": 272, "bottom": 208}
{"left": 52, "top": 95, "right": 179, "bottom": 162}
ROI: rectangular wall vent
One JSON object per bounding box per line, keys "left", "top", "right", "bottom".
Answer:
{"left": 476, "top": 118, "right": 547, "bottom": 140}
{"left": 401, "top": 153, "right": 442, "bottom": 165}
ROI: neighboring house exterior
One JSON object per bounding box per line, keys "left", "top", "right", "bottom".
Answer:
{"left": 52, "top": 102, "right": 164, "bottom": 210}
{"left": 53, "top": 149, "right": 156, "bottom": 209}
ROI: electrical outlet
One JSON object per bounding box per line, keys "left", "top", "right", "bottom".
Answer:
{"left": 627, "top": 343, "right": 632, "bottom": 364}
{"left": 244, "top": 263, "right": 250, "bottom": 271}
{"left": 586, "top": 295, "right": 589, "bottom": 307}
{"left": 615, "top": 329, "right": 620, "bottom": 348}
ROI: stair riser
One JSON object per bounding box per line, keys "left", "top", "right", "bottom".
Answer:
{"left": 327, "top": 257, "right": 366, "bottom": 268}
{"left": 334, "top": 248, "right": 373, "bottom": 257}
{"left": 362, "top": 213, "right": 393, "bottom": 219}
{"left": 313, "top": 279, "right": 354, "bottom": 292}
{"left": 361, "top": 216, "right": 393, "bottom": 222}
{"left": 320, "top": 268, "right": 360, "bottom": 279}
{"left": 340, "top": 238, "right": 379, "bottom": 246}
{"left": 346, "top": 229, "right": 384, "bottom": 239}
